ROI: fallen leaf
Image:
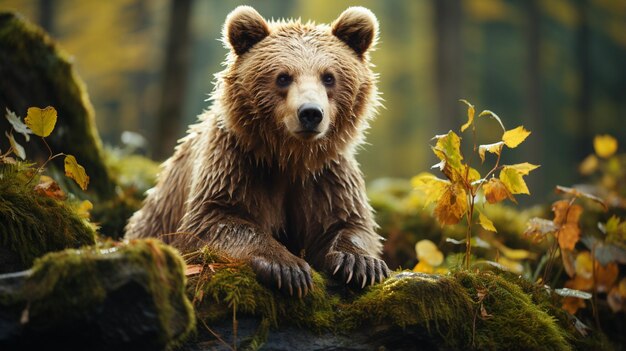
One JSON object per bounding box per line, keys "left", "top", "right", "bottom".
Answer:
{"left": 596, "top": 262, "right": 618, "bottom": 293}
{"left": 415, "top": 239, "right": 444, "bottom": 266}
{"left": 64, "top": 155, "right": 90, "bottom": 190}
{"left": 593, "top": 134, "right": 618, "bottom": 158}
{"left": 524, "top": 218, "right": 558, "bottom": 242}
{"left": 34, "top": 175, "right": 66, "bottom": 200}
{"left": 555, "top": 287, "right": 592, "bottom": 299}
{"left": 25, "top": 106, "right": 57, "bottom": 138}
{"left": 75, "top": 200, "right": 93, "bottom": 219}
{"left": 555, "top": 185, "right": 607, "bottom": 211}
{"left": 562, "top": 296, "right": 586, "bottom": 315}
{"left": 185, "top": 264, "right": 203, "bottom": 276}
{"left": 502, "top": 126, "right": 531, "bottom": 148}
{"left": 575, "top": 251, "right": 593, "bottom": 279}
{"left": 413, "top": 261, "right": 434, "bottom": 274}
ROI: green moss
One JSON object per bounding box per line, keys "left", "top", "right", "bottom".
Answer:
{"left": 191, "top": 250, "right": 337, "bottom": 332}
{"left": 21, "top": 239, "right": 195, "bottom": 349}
{"left": 0, "top": 163, "right": 95, "bottom": 272}
{"left": 0, "top": 11, "right": 116, "bottom": 200}
{"left": 340, "top": 271, "right": 474, "bottom": 349}
{"left": 454, "top": 270, "right": 571, "bottom": 350}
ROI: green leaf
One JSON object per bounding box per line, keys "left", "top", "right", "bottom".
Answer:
{"left": 499, "top": 167, "right": 530, "bottom": 195}
{"left": 459, "top": 99, "right": 475, "bottom": 132}
{"left": 25, "top": 106, "right": 57, "bottom": 137}
{"left": 502, "top": 126, "right": 531, "bottom": 148}
{"left": 5, "top": 131, "right": 25, "bottom": 160}
{"left": 64, "top": 155, "right": 90, "bottom": 190}
{"left": 478, "top": 110, "right": 506, "bottom": 132}
{"left": 5, "top": 108, "right": 32, "bottom": 142}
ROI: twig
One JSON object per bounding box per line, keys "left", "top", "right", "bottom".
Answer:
{"left": 200, "top": 317, "right": 235, "bottom": 351}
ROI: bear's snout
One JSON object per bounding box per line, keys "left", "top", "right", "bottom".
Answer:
{"left": 297, "top": 103, "right": 323, "bottom": 132}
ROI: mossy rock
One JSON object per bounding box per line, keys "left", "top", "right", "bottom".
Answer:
{"left": 0, "top": 163, "right": 95, "bottom": 273}
{"left": 0, "top": 11, "right": 115, "bottom": 200}
{"left": 0, "top": 239, "right": 195, "bottom": 350}
{"left": 188, "top": 249, "right": 594, "bottom": 350}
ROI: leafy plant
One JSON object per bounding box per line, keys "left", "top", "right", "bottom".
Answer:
{"left": 413, "top": 100, "right": 539, "bottom": 269}
{"left": 2, "top": 106, "right": 89, "bottom": 190}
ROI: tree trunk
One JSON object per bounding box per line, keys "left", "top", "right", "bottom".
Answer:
{"left": 153, "top": 0, "right": 193, "bottom": 160}
{"left": 525, "top": 0, "right": 544, "bottom": 193}
{"left": 434, "top": 0, "right": 463, "bottom": 131}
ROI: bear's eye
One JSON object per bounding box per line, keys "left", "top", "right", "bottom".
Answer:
{"left": 321, "top": 73, "right": 335, "bottom": 87}
{"left": 276, "top": 73, "right": 293, "bottom": 88}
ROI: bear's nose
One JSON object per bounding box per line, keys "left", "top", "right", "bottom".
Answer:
{"left": 298, "top": 103, "right": 323, "bottom": 131}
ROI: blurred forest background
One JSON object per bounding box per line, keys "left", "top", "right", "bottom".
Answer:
{"left": 0, "top": 0, "right": 624, "bottom": 202}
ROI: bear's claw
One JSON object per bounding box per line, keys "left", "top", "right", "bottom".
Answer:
{"left": 326, "top": 251, "right": 390, "bottom": 288}
{"left": 251, "top": 255, "right": 313, "bottom": 297}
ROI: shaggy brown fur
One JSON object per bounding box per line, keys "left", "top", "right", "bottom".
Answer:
{"left": 125, "top": 6, "right": 389, "bottom": 296}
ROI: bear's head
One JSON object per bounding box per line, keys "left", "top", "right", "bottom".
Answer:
{"left": 216, "top": 6, "right": 380, "bottom": 176}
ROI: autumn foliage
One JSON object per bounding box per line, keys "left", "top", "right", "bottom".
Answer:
{"left": 413, "top": 100, "right": 539, "bottom": 268}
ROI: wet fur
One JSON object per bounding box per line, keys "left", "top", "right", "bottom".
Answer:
{"left": 125, "top": 6, "right": 389, "bottom": 296}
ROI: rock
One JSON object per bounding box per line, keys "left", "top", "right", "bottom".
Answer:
{"left": 0, "top": 239, "right": 195, "bottom": 350}
{"left": 0, "top": 163, "right": 95, "bottom": 273}
{"left": 0, "top": 12, "right": 116, "bottom": 200}
{"left": 188, "top": 251, "right": 586, "bottom": 350}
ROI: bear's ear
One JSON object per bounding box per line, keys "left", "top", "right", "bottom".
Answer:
{"left": 332, "top": 7, "right": 378, "bottom": 58}
{"left": 224, "top": 6, "right": 270, "bottom": 56}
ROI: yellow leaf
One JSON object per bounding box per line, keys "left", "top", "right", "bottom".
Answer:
{"left": 575, "top": 251, "right": 593, "bottom": 279}
{"left": 459, "top": 99, "right": 475, "bottom": 132}
{"left": 75, "top": 200, "right": 93, "bottom": 219}
{"left": 415, "top": 239, "right": 444, "bottom": 266}
{"left": 483, "top": 178, "right": 516, "bottom": 204}
{"left": 618, "top": 277, "right": 626, "bottom": 297}
{"left": 502, "top": 126, "right": 531, "bottom": 148}
{"left": 552, "top": 201, "right": 583, "bottom": 251}
{"left": 411, "top": 172, "right": 450, "bottom": 207}
{"left": 496, "top": 257, "right": 523, "bottom": 274}
{"left": 579, "top": 154, "right": 599, "bottom": 175}
{"left": 504, "top": 162, "right": 540, "bottom": 175}
{"left": 64, "top": 155, "right": 90, "bottom": 190}
{"left": 464, "top": 165, "right": 481, "bottom": 183}
{"left": 5, "top": 131, "right": 25, "bottom": 160}
{"left": 434, "top": 183, "right": 468, "bottom": 225}
{"left": 413, "top": 261, "right": 434, "bottom": 274}
{"left": 431, "top": 131, "right": 464, "bottom": 180}
{"left": 492, "top": 241, "right": 534, "bottom": 260}
{"left": 594, "top": 134, "right": 618, "bottom": 158}
{"left": 478, "top": 142, "right": 504, "bottom": 163}
{"left": 499, "top": 167, "right": 530, "bottom": 195}
{"left": 25, "top": 106, "right": 57, "bottom": 137}
{"left": 478, "top": 110, "right": 506, "bottom": 132}
{"left": 477, "top": 210, "right": 497, "bottom": 232}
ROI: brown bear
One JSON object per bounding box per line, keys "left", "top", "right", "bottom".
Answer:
{"left": 125, "top": 6, "right": 389, "bottom": 296}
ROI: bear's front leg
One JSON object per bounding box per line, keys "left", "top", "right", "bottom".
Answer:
{"left": 176, "top": 213, "right": 313, "bottom": 297}
{"left": 324, "top": 229, "right": 390, "bottom": 288}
